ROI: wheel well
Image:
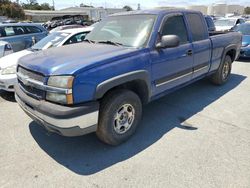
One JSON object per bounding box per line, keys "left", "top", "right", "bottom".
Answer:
{"left": 226, "top": 49, "right": 236, "bottom": 61}
{"left": 101, "top": 80, "right": 150, "bottom": 105}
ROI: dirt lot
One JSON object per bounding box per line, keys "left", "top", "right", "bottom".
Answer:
{"left": 0, "top": 60, "right": 250, "bottom": 188}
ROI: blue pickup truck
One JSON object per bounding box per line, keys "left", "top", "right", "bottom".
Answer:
{"left": 15, "top": 10, "right": 242, "bottom": 145}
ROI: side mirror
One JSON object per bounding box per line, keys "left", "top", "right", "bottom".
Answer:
{"left": 156, "top": 35, "right": 180, "bottom": 49}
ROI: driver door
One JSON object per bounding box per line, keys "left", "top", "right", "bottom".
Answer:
{"left": 150, "top": 14, "right": 194, "bottom": 95}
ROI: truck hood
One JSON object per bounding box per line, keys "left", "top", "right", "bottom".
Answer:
{"left": 18, "top": 42, "right": 138, "bottom": 76}
{"left": 242, "top": 35, "right": 250, "bottom": 47}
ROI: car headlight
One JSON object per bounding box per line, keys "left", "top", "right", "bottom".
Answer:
{"left": 47, "top": 75, "right": 74, "bottom": 88}
{"left": 1, "top": 65, "right": 16, "bottom": 75}
{"left": 46, "top": 76, "right": 74, "bottom": 104}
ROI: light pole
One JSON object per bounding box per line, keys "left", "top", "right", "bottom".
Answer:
{"left": 52, "top": 0, "right": 55, "bottom": 10}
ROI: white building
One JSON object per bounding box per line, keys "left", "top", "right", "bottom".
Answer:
{"left": 24, "top": 10, "right": 89, "bottom": 22}
{"left": 227, "top": 5, "right": 245, "bottom": 15}
{"left": 186, "top": 5, "right": 208, "bottom": 15}
{"left": 207, "top": 3, "right": 244, "bottom": 16}
{"left": 61, "top": 7, "right": 125, "bottom": 21}
{"left": 24, "top": 7, "right": 125, "bottom": 22}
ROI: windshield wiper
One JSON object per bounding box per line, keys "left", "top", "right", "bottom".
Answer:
{"left": 30, "top": 48, "right": 41, "bottom": 52}
{"left": 83, "top": 39, "right": 95, "bottom": 44}
{"left": 97, "top": 40, "right": 123, "bottom": 46}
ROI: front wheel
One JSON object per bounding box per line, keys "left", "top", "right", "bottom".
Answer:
{"left": 96, "top": 89, "right": 142, "bottom": 145}
{"left": 210, "top": 55, "right": 232, "bottom": 85}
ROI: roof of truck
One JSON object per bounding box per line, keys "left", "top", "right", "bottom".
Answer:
{"left": 111, "top": 9, "right": 201, "bottom": 16}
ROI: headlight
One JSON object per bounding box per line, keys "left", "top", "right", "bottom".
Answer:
{"left": 46, "top": 76, "right": 74, "bottom": 104}
{"left": 1, "top": 65, "right": 16, "bottom": 75}
{"left": 47, "top": 76, "right": 74, "bottom": 88}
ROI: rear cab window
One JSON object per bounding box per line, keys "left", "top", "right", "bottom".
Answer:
{"left": 205, "top": 17, "right": 214, "bottom": 28}
{"left": 186, "top": 13, "right": 208, "bottom": 42}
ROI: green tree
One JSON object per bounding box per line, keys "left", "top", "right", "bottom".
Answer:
{"left": 244, "top": 7, "right": 250, "bottom": 14}
{"left": 0, "top": 0, "right": 24, "bottom": 19}
{"left": 40, "top": 3, "right": 52, "bottom": 10}
{"left": 22, "top": 1, "right": 53, "bottom": 10}
{"left": 123, "top": 5, "right": 133, "bottom": 11}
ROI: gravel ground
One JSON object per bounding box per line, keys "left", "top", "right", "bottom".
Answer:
{"left": 0, "top": 60, "right": 250, "bottom": 188}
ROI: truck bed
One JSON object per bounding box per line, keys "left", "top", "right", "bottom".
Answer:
{"left": 209, "top": 32, "right": 242, "bottom": 72}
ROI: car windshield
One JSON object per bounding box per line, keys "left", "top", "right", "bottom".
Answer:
{"left": 214, "top": 19, "right": 235, "bottom": 27}
{"left": 235, "top": 24, "right": 250, "bottom": 35}
{"left": 32, "top": 32, "right": 70, "bottom": 50}
{"left": 85, "top": 14, "right": 156, "bottom": 48}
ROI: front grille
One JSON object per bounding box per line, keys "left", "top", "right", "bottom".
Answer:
{"left": 17, "top": 66, "right": 46, "bottom": 100}
{"left": 18, "top": 67, "right": 45, "bottom": 82}
{"left": 19, "top": 81, "right": 45, "bottom": 99}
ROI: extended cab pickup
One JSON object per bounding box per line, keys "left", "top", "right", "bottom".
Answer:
{"left": 15, "top": 10, "right": 242, "bottom": 145}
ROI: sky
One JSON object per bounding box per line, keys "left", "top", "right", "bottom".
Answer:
{"left": 18, "top": 0, "right": 250, "bottom": 10}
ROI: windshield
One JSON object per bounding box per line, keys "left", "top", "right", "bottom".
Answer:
{"left": 235, "top": 24, "right": 250, "bottom": 35}
{"left": 32, "top": 32, "right": 70, "bottom": 50}
{"left": 214, "top": 19, "right": 235, "bottom": 27}
{"left": 85, "top": 14, "right": 156, "bottom": 48}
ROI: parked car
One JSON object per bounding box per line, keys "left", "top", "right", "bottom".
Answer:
{"left": 0, "top": 27, "right": 93, "bottom": 92}
{"left": 204, "top": 15, "right": 216, "bottom": 32}
{"left": 15, "top": 9, "right": 242, "bottom": 145}
{"left": 215, "top": 17, "right": 245, "bottom": 32}
{"left": 44, "top": 15, "right": 86, "bottom": 31}
{"left": 49, "top": 24, "right": 84, "bottom": 33}
{"left": 0, "top": 23, "right": 48, "bottom": 52}
{"left": 234, "top": 23, "right": 250, "bottom": 58}
{"left": 0, "top": 41, "right": 13, "bottom": 58}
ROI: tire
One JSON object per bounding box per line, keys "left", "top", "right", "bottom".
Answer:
{"left": 210, "top": 55, "right": 232, "bottom": 85}
{"left": 96, "top": 89, "right": 142, "bottom": 145}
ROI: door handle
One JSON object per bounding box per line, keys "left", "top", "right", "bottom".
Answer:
{"left": 187, "top": 50, "right": 193, "bottom": 56}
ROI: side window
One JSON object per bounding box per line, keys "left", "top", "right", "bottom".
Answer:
{"left": 4, "top": 26, "right": 15, "bottom": 36}
{"left": 13, "top": 26, "right": 26, "bottom": 35}
{"left": 186, "top": 13, "right": 207, "bottom": 42}
{"left": 161, "top": 15, "right": 189, "bottom": 44}
{"left": 0, "top": 27, "right": 3, "bottom": 37}
{"left": 25, "top": 26, "right": 42, "bottom": 33}
{"left": 64, "top": 32, "right": 89, "bottom": 45}
{"left": 205, "top": 17, "right": 214, "bottom": 28}
{"left": 236, "top": 19, "right": 240, "bottom": 25}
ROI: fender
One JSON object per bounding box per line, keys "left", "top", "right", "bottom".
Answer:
{"left": 94, "top": 70, "right": 151, "bottom": 100}
{"left": 222, "top": 44, "right": 237, "bottom": 62}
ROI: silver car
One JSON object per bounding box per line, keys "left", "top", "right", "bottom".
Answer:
{"left": 0, "top": 41, "right": 13, "bottom": 58}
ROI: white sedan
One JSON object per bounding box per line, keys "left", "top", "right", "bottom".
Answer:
{"left": 215, "top": 18, "right": 245, "bottom": 32}
{"left": 0, "top": 27, "right": 93, "bottom": 92}
{"left": 0, "top": 41, "right": 13, "bottom": 58}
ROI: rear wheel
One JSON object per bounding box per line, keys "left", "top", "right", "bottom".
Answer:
{"left": 210, "top": 55, "right": 232, "bottom": 85}
{"left": 96, "top": 89, "right": 142, "bottom": 145}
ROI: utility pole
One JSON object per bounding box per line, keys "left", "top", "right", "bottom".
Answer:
{"left": 52, "top": 0, "right": 55, "bottom": 10}
{"left": 137, "top": 3, "right": 141, "bottom": 10}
